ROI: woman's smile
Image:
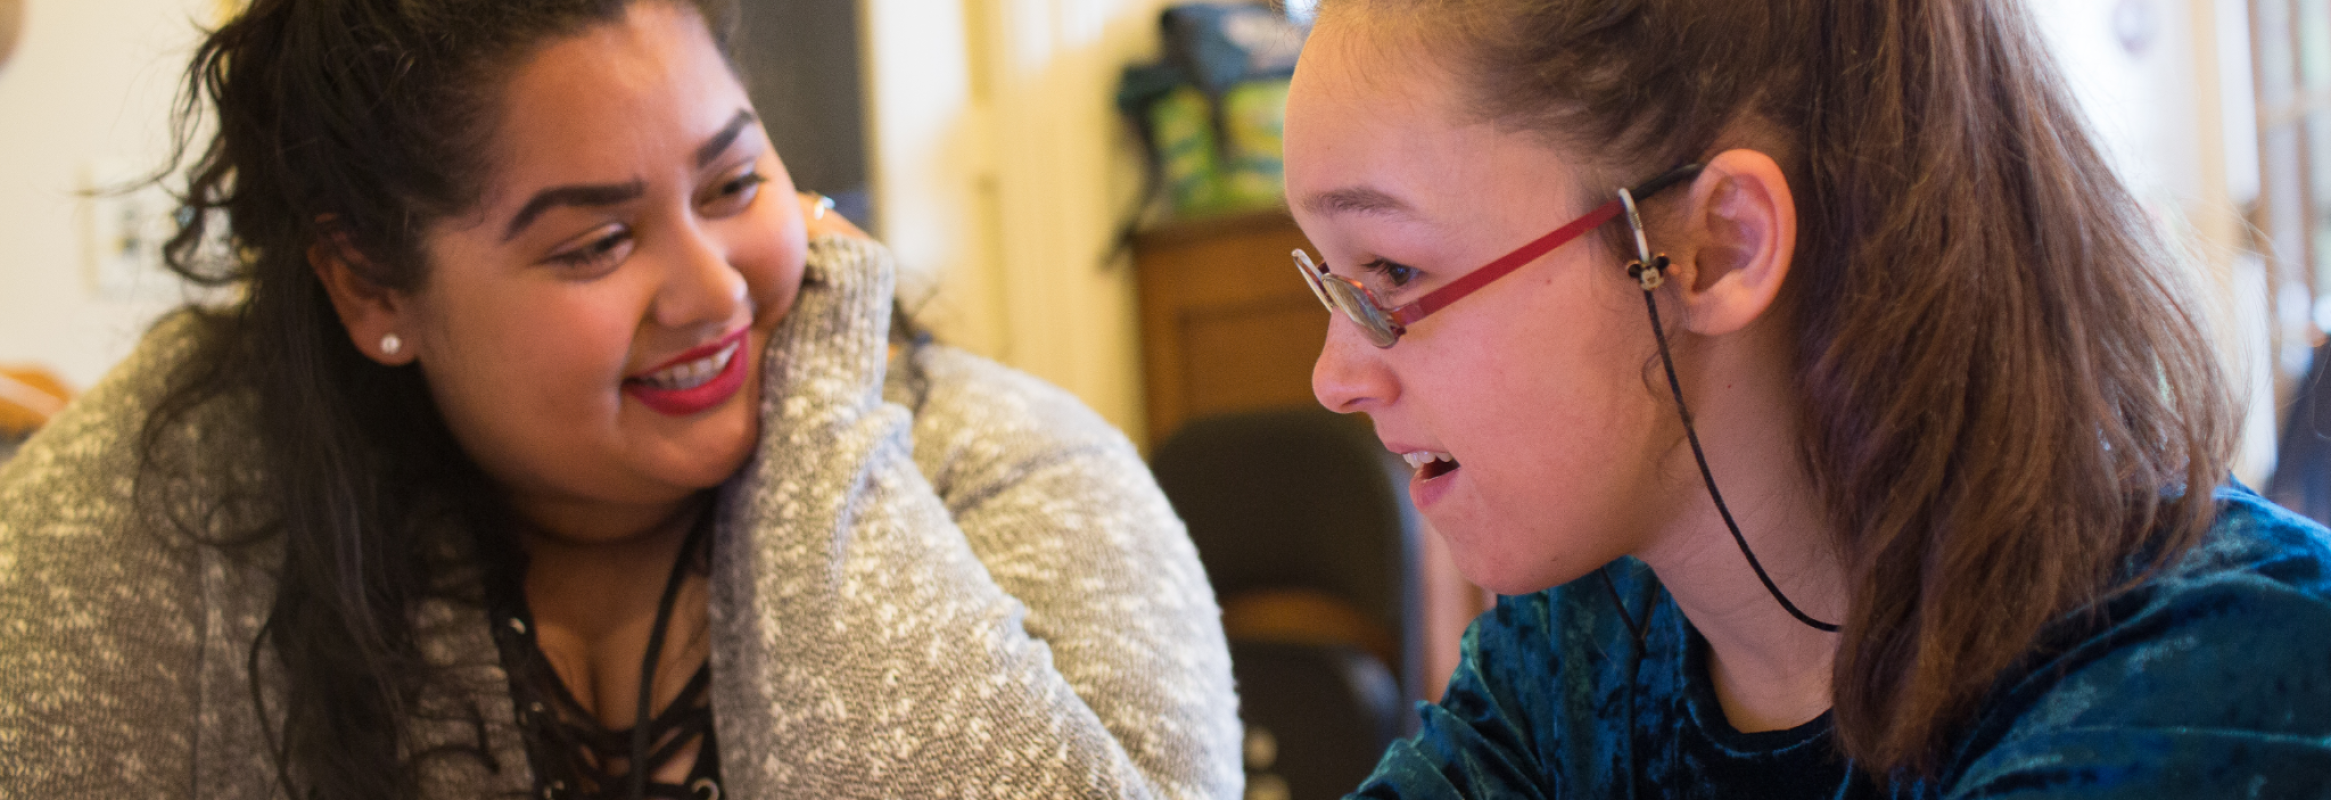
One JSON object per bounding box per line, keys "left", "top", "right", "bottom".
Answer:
{"left": 374, "top": 1, "right": 807, "bottom": 540}
{"left": 624, "top": 326, "right": 751, "bottom": 415}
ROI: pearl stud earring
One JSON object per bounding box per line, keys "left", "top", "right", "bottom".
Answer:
{"left": 380, "top": 333, "right": 403, "bottom": 356}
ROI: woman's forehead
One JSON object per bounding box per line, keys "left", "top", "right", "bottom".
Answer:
{"left": 458, "top": 3, "right": 753, "bottom": 224}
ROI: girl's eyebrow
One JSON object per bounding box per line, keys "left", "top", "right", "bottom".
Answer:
{"left": 1301, "top": 185, "right": 1411, "bottom": 217}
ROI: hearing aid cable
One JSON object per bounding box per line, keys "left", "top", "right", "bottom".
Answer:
{"left": 1617, "top": 185, "right": 1841, "bottom": 635}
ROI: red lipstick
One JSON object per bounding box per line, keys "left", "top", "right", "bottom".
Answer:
{"left": 624, "top": 328, "right": 751, "bottom": 416}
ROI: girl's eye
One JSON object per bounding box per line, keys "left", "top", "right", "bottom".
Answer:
{"left": 702, "top": 168, "right": 769, "bottom": 215}
{"left": 1359, "top": 257, "right": 1421, "bottom": 289}
{"left": 546, "top": 226, "right": 634, "bottom": 275}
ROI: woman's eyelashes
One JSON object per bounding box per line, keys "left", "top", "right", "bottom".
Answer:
{"left": 701, "top": 167, "right": 767, "bottom": 214}
{"left": 541, "top": 169, "right": 767, "bottom": 274}
{"left": 547, "top": 225, "right": 634, "bottom": 275}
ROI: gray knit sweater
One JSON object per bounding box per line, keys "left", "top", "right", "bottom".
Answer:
{"left": 0, "top": 237, "right": 1243, "bottom": 798}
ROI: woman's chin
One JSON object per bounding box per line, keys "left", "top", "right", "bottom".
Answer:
{"left": 676, "top": 430, "right": 757, "bottom": 488}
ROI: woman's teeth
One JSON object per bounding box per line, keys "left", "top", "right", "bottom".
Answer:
{"left": 639, "top": 342, "right": 738, "bottom": 391}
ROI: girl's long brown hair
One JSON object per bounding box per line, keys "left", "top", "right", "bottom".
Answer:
{"left": 1325, "top": 0, "right": 2237, "bottom": 776}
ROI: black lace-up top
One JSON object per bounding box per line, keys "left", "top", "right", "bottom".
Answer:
{"left": 489, "top": 516, "right": 722, "bottom": 800}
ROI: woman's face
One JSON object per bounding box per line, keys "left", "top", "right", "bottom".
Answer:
{"left": 1284, "top": 18, "right": 1675, "bottom": 594}
{"left": 398, "top": 2, "right": 804, "bottom": 539}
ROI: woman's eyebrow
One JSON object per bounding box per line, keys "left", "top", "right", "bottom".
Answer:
{"left": 503, "top": 180, "right": 647, "bottom": 241}
{"left": 499, "top": 110, "right": 757, "bottom": 242}
{"left": 695, "top": 109, "right": 757, "bottom": 168}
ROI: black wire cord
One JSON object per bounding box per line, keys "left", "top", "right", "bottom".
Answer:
{"left": 1619, "top": 178, "right": 1840, "bottom": 635}
{"left": 1626, "top": 259, "right": 1839, "bottom": 633}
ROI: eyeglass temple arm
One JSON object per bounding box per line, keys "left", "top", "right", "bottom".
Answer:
{"left": 1392, "top": 162, "right": 1707, "bottom": 325}
{"left": 1630, "top": 162, "right": 1706, "bottom": 203}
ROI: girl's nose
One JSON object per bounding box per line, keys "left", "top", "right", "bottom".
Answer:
{"left": 1313, "top": 317, "right": 1398, "bottom": 414}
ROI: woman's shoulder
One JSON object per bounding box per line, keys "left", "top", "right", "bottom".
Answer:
{"left": 888, "top": 343, "right": 1125, "bottom": 441}
{"left": 0, "top": 311, "right": 244, "bottom": 530}
{"left": 883, "top": 343, "right": 1145, "bottom": 502}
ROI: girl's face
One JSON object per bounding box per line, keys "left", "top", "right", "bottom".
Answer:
{"left": 395, "top": 2, "right": 804, "bottom": 539}
{"left": 1284, "top": 18, "right": 1676, "bottom": 594}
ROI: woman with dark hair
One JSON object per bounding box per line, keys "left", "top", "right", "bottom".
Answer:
{"left": 1281, "top": 0, "right": 2331, "bottom": 796}
{"left": 0, "top": 1, "right": 1241, "bottom": 797}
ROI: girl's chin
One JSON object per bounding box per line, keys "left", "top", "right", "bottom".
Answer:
{"left": 1435, "top": 522, "right": 1597, "bottom": 596}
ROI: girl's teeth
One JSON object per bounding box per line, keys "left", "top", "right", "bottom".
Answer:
{"left": 643, "top": 342, "right": 738, "bottom": 390}
{"left": 1402, "top": 451, "right": 1456, "bottom": 469}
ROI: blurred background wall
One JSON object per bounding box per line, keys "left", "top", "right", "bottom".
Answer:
{"left": 0, "top": 0, "right": 217, "bottom": 394}
{"left": 0, "top": 0, "right": 2315, "bottom": 460}
{"left": 7, "top": 2, "right": 2329, "bottom": 796}
{"left": 0, "top": 0, "right": 1176, "bottom": 442}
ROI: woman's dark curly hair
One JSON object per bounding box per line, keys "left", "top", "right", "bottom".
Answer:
{"left": 145, "top": 1, "right": 738, "bottom": 796}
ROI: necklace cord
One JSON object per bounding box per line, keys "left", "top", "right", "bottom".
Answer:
{"left": 629, "top": 515, "right": 710, "bottom": 798}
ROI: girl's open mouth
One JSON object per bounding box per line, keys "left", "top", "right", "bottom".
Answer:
{"left": 1403, "top": 451, "right": 1460, "bottom": 481}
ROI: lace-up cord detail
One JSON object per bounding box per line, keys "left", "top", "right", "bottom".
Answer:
{"left": 493, "top": 515, "right": 722, "bottom": 799}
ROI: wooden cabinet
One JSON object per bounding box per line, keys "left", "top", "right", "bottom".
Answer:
{"left": 1132, "top": 210, "right": 1492, "bottom": 701}
{"left": 1133, "top": 211, "right": 1325, "bottom": 443}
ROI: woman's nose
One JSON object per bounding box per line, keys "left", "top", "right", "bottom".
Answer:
{"left": 1313, "top": 318, "right": 1398, "bottom": 413}
{"left": 652, "top": 222, "right": 748, "bottom": 330}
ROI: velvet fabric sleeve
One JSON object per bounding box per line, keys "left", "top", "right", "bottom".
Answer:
{"left": 1940, "top": 491, "right": 2331, "bottom": 799}
{"left": 1350, "top": 616, "right": 1560, "bottom": 800}
{"left": 1351, "top": 563, "right": 1672, "bottom": 800}
{"left": 1344, "top": 488, "right": 2331, "bottom": 800}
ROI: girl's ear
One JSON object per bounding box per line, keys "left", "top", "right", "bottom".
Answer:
{"left": 310, "top": 232, "right": 419, "bottom": 366}
{"left": 1658, "top": 148, "right": 1798, "bottom": 337}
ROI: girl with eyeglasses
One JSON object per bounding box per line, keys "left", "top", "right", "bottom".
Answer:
{"left": 1282, "top": 1, "right": 2331, "bottom": 796}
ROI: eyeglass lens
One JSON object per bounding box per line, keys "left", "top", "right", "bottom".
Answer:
{"left": 1323, "top": 281, "right": 1400, "bottom": 347}
{"left": 1296, "top": 249, "right": 1402, "bottom": 347}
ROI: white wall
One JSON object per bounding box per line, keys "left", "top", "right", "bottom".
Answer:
{"left": 2, "top": 0, "right": 2273, "bottom": 463}
{"left": 2029, "top": 0, "right": 2277, "bottom": 483}
{"left": 865, "top": 0, "right": 1168, "bottom": 447}
{"left": 0, "top": 0, "right": 216, "bottom": 391}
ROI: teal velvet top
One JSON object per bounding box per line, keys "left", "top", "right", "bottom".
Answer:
{"left": 1354, "top": 487, "right": 2331, "bottom": 799}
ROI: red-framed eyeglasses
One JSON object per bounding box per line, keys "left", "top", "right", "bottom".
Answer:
{"left": 1295, "top": 163, "right": 1704, "bottom": 347}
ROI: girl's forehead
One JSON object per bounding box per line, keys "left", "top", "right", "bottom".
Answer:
{"left": 1288, "top": 30, "right": 1466, "bottom": 172}
{"left": 1288, "top": 28, "right": 1580, "bottom": 214}
{"left": 1293, "top": 15, "right": 1464, "bottom": 117}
